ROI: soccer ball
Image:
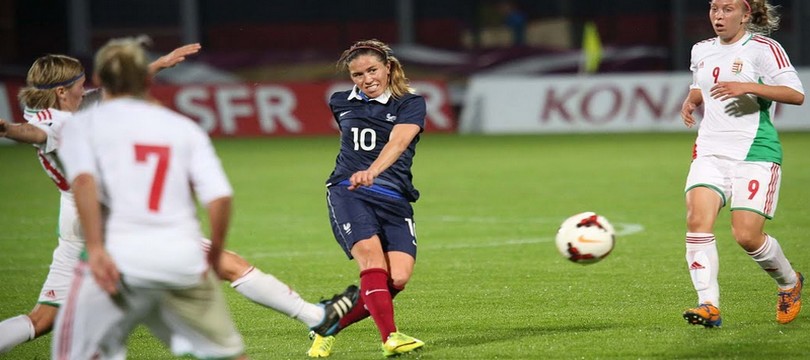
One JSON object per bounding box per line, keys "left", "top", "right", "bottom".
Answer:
{"left": 555, "top": 212, "right": 615, "bottom": 264}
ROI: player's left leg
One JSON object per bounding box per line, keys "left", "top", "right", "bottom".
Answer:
{"left": 733, "top": 210, "right": 802, "bottom": 323}
{"left": 731, "top": 161, "right": 802, "bottom": 324}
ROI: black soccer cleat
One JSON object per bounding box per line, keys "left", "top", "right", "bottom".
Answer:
{"left": 309, "top": 284, "right": 359, "bottom": 336}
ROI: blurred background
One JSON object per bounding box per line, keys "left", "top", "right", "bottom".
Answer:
{"left": 1, "top": 0, "right": 808, "bottom": 135}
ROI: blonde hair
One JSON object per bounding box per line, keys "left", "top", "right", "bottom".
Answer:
{"left": 336, "top": 39, "right": 414, "bottom": 98}
{"left": 17, "top": 55, "right": 84, "bottom": 110}
{"left": 745, "top": 0, "right": 781, "bottom": 34}
{"left": 94, "top": 37, "right": 150, "bottom": 97}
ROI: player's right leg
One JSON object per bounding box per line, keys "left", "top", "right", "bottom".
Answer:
{"left": 683, "top": 303, "right": 722, "bottom": 328}
{"left": 683, "top": 158, "right": 726, "bottom": 327}
{"left": 0, "top": 304, "right": 59, "bottom": 353}
{"left": 1, "top": 238, "right": 82, "bottom": 353}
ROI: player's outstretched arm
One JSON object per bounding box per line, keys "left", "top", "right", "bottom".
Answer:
{"left": 148, "top": 43, "right": 201, "bottom": 76}
{"left": 0, "top": 118, "right": 47, "bottom": 144}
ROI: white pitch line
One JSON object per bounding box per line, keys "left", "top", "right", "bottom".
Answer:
{"left": 243, "top": 220, "right": 645, "bottom": 258}
{"left": 0, "top": 218, "right": 645, "bottom": 269}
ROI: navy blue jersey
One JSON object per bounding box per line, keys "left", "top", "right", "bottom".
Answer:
{"left": 326, "top": 88, "right": 425, "bottom": 202}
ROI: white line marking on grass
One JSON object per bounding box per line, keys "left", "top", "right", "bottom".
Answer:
{"left": 242, "top": 218, "right": 645, "bottom": 258}
{"left": 0, "top": 218, "right": 645, "bottom": 269}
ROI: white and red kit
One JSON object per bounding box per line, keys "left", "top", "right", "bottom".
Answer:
{"left": 23, "top": 107, "right": 83, "bottom": 306}
{"left": 686, "top": 33, "right": 804, "bottom": 216}
{"left": 54, "top": 97, "right": 242, "bottom": 359}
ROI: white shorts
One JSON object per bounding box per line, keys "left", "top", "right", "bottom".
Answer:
{"left": 52, "top": 265, "right": 244, "bottom": 360}
{"left": 37, "top": 238, "right": 83, "bottom": 306}
{"left": 685, "top": 155, "right": 781, "bottom": 219}
{"left": 38, "top": 194, "right": 84, "bottom": 306}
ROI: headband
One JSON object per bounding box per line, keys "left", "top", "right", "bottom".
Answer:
{"left": 33, "top": 72, "right": 85, "bottom": 90}
{"left": 742, "top": 0, "right": 751, "bottom": 13}
{"left": 349, "top": 45, "right": 388, "bottom": 58}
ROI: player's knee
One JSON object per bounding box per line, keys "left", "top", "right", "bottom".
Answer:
{"left": 685, "top": 211, "right": 712, "bottom": 232}
{"left": 388, "top": 271, "right": 412, "bottom": 288}
{"left": 730, "top": 226, "right": 762, "bottom": 251}
{"left": 217, "top": 250, "right": 251, "bottom": 282}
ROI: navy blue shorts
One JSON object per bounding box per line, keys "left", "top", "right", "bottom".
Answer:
{"left": 326, "top": 184, "right": 417, "bottom": 260}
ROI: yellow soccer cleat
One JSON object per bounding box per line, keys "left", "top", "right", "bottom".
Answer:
{"left": 683, "top": 303, "right": 722, "bottom": 328}
{"left": 777, "top": 272, "right": 804, "bottom": 324}
{"left": 307, "top": 331, "right": 336, "bottom": 358}
{"left": 381, "top": 332, "right": 424, "bottom": 357}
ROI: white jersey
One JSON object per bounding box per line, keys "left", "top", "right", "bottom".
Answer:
{"left": 24, "top": 107, "right": 72, "bottom": 193}
{"left": 24, "top": 107, "right": 84, "bottom": 243}
{"left": 689, "top": 32, "right": 804, "bottom": 163}
{"left": 59, "top": 98, "right": 232, "bottom": 288}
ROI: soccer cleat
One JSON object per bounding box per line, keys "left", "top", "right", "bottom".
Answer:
{"left": 683, "top": 303, "right": 722, "bottom": 328}
{"left": 777, "top": 272, "right": 804, "bottom": 324}
{"left": 381, "top": 332, "right": 424, "bottom": 357}
{"left": 309, "top": 285, "right": 359, "bottom": 336}
{"left": 307, "top": 331, "right": 336, "bottom": 358}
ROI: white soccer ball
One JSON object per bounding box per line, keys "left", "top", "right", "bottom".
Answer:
{"left": 555, "top": 211, "right": 615, "bottom": 264}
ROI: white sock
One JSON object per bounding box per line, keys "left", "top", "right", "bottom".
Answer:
{"left": 747, "top": 234, "right": 799, "bottom": 289}
{"left": 686, "top": 232, "right": 720, "bottom": 307}
{"left": 0, "top": 315, "right": 35, "bottom": 354}
{"left": 231, "top": 268, "right": 325, "bottom": 327}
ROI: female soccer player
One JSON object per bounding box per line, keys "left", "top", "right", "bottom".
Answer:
{"left": 680, "top": 0, "right": 804, "bottom": 328}
{"left": 308, "top": 39, "right": 426, "bottom": 358}
{"left": 0, "top": 44, "right": 356, "bottom": 355}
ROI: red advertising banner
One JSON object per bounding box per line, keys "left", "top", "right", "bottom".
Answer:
{"left": 1, "top": 80, "right": 456, "bottom": 137}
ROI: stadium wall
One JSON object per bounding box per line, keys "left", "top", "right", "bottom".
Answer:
{"left": 0, "top": 80, "right": 456, "bottom": 138}
{"left": 460, "top": 70, "right": 810, "bottom": 133}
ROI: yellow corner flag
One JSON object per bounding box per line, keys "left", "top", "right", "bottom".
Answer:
{"left": 581, "top": 21, "right": 603, "bottom": 73}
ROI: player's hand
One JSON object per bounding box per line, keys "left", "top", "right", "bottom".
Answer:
{"left": 88, "top": 249, "right": 121, "bottom": 295}
{"left": 681, "top": 101, "right": 697, "bottom": 128}
{"left": 348, "top": 170, "right": 376, "bottom": 190}
{"left": 0, "top": 118, "right": 7, "bottom": 137}
{"left": 150, "top": 43, "right": 201, "bottom": 74}
{"left": 710, "top": 81, "right": 748, "bottom": 101}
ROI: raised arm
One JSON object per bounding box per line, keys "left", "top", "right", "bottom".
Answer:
{"left": 147, "top": 43, "right": 202, "bottom": 77}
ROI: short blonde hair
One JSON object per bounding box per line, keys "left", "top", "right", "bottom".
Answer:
{"left": 17, "top": 55, "right": 85, "bottom": 109}
{"left": 94, "top": 37, "right": 150, "bottom": 97}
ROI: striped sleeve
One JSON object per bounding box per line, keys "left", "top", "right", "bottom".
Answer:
{"left": 752, "top": 36, "right": 803, "bottom": 94}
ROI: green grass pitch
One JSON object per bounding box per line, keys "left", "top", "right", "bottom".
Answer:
{"left": 1, "top": 132, "right": 809, "bottom": 359}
